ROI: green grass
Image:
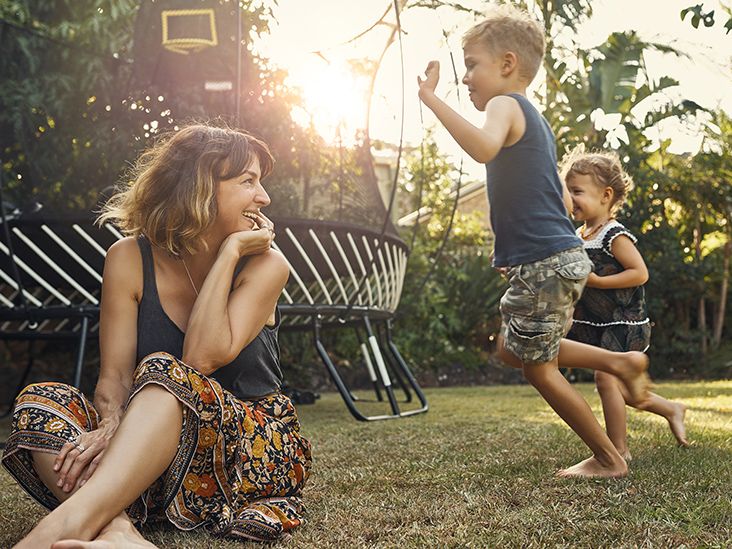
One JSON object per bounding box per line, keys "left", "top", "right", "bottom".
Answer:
{"left": 1, "top": 381, "right": 731, "bottom": 547}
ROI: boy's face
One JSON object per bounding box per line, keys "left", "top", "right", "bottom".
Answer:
{"left": 462, "top": 42, "right": 505, "bottom": 111}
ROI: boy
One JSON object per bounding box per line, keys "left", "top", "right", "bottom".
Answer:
{"left": 417, "top": 5, "right": 651, "bottom": 478}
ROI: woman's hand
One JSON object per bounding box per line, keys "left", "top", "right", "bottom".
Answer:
{"left": 221, "top": 212, "right": 276, "bottom": 259}
{"left": 54, "top": 426, "right": 114, "bottom": 492}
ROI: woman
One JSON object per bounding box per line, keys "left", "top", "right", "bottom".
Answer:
{"left": 2, "top": 124, "right": 312, "bottom": 547}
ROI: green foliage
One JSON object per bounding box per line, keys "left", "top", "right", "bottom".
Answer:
{"left": 392, "top": 134, "right": 507, "bottom": 372}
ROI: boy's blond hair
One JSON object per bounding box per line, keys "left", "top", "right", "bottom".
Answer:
{"left": 462, "top": 4, "right": 545, "bottom": 83}
{"left": 562, "top": 150, "right": 634, "bottom": 213}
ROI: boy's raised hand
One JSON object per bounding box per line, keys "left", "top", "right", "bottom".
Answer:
{"left": 417, "top": 60, "right": 440, "bottom": 99}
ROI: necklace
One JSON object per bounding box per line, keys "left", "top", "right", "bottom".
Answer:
{"left": 181, "top": 257, "right": 199, "bottom": 296}
{"left": 580, "top": 218, "right": 612, "bottom": 241}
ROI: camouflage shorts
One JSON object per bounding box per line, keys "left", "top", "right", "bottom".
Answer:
{"left": 500, "top": 246, "right": 592, "bottom": 364}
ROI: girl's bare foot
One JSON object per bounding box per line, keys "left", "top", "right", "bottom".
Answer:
{"left": 556, "top": 456, "right": 628, "bottom": 479}
{"left": 667, "top": 402, "right": 689, "bottom": 447}
{"left": 618, "top": 352, "right": 651, "bottom": 406}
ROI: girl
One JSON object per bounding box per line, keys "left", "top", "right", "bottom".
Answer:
{"left": 565, "top": 151, "right": 688, "bottom": 460}
{"left": 2, "top": 124, "right": 312, "bottom": 547}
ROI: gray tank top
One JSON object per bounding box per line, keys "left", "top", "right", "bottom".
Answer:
{"left": 135, "top": 236, "right": 283, "bottom": 400}
{"left": 485, "top": 93, "right": 581, "bottom": 267}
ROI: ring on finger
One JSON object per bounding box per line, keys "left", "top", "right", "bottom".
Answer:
{"left": 76, "top": 443, "right": 86, "bottom": 453}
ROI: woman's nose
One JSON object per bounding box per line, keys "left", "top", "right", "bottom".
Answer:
{"left": 256, "top": 185, "right": 271, "bottom": 206}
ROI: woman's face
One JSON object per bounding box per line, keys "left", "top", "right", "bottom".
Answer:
{"left": 213, "top": 155, "right": 271, "bottom": 237}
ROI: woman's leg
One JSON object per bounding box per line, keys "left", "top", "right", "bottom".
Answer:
{"left": 16, "top": 385, "right": 183, "bottom": 548}
{"left": 31, "top": 453, "right": 155, "bottom": 548}
{"left": 594, "top": 372, "right": 630, "bottom": 459}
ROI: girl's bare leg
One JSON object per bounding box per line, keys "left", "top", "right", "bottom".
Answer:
{"left": 15, "top": 385, "right": 182, "bottom": 548}
{"left": 601, "top": 375, "right": 689, "bottom": 447}
{"left": 594, "top": 372, "right": 631, "bottom": 460}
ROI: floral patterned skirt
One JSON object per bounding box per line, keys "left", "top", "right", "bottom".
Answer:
{"left": 1, "top": 352, "right": 312, "bottom": 542}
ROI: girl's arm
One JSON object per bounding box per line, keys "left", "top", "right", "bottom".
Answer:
{"left": 182, "top": 233, "right": 288, "bottom": 375}
{"left": 585, "top": 234, "right": 649, "bottom": 289}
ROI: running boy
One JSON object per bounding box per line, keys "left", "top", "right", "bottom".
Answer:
{"left": 564, "top": 151, "right": 689, "bottom": 460}
{"left": 417, "top": 5, "right": 651, "bottom": 478}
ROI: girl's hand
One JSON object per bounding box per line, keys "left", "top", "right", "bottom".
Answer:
{"left": 54, "top": 427, "right": 113, "bottom": 492}
{"left": 417, "top": 60, "right": 440, "bottom": 99}
{"left": 585, "top": 272, "right": 602, "bottom": 288}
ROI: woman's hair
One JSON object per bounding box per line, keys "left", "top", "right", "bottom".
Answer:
{"left": 97, "top": 124, "right": 273, "bottom": 256}
{"left": 562, "top": 150, "right": 634, "bottom": 213}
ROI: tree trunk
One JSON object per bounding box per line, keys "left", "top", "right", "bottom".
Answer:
{"left": 712, "top": 237, "right": 731, "bottom": 348}
{"left": 694, "top": 221, "right": 708, "bottom": 354}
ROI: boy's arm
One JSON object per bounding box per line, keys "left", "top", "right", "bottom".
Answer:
{"left": 418, "top": 61, "right": 521, "bottom": 163}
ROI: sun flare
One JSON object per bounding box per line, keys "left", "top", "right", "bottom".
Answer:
{"left": 288, "top": 59, "right": 369, "bottom": 144}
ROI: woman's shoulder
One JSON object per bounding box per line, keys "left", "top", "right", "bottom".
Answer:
{"left": 103, "top": 237, "right": 144, "bottom": 297}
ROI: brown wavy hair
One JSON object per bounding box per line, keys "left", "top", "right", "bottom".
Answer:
{"left": 562, "top": 150, "right": 634, "bottom": 213}
{"left": 97, "top": 124, "right": 273, "bottom": 256}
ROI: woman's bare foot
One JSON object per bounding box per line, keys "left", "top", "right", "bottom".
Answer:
{"left": 51, "top": 527, "right": 157, "bottom": 549}
{"left": 666, "top": 402, "right": 689, "bottom": 447}
{"left": 556, "top": 456, "right": 628, "bottom": 479}
{"left": 617, "top": 352, "right": 651, "bottom": 406}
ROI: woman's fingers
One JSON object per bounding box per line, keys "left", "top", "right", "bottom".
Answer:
{"left": 59, "top": 442, "right": 101, "bottom": 492}
{"left": 78, "top": 450, "right": 105, "bottom": 487}
{"left": 54, "top": 441, "right": 77, "bottom": 472}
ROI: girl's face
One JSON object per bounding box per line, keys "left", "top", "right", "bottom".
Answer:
{"left": 213, "top": 155, "right": 271, "bottom": 237}
{"left": 567, "top": 173, "right": 613, "bottom": 222}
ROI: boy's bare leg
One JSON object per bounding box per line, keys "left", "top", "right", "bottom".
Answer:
{"left": 600, "top": 376, "right": 689, "bottom": 447}
{"left": 497, "top": 336, "right": 651, "bottom": 405}
{"left": 15, "top": 385, "right": 181, "bottom": 548}
{"left": 594, "top": 372, "right": 631, "bottom": 460}
{"left": 520, "top": 359, "right": 627, "bottom": 478}
{"left": 30, "top": 453, "right": 156, "bottom": 548}
{"left": 557, "top": 339, "right": 650, "bottom": 405}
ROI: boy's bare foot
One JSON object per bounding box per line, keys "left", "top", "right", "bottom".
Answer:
{"left": 556, "top": 456, "right": 628, "bottom": 479}
{"left": 667, "top": 402, "right": 689, "bottom": 447}
{"left": 618, "top": 352, "right": 651, "bottom": 406}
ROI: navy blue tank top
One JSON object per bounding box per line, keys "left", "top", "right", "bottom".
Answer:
{"left": 135, "top": 236, "right": 283, "bottom": 400}
{"left": 485, "top": 93, "right": 581, "bottom": 267}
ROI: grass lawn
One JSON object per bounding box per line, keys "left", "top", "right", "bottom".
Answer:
{"left": 1, "top": 380, "right": 731, "bottom": 547}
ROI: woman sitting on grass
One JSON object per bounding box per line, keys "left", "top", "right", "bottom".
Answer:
{"left": 2, "top": 124, "right": 312, "bottom": 547}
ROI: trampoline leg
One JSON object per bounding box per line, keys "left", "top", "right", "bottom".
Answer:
{"left": 313, "top": 317, "right": 368, "bottom": 421}
{"left": 72, "top": 316, "right": 89, "bottom": 389}
{"left": 363, "top": 317, "right": 400, "bottom": 415}
{"left": 355, "top": 327, "right": 383, "bottom": 401}
{"left": 385, "top": 319, "right": 428, "bottom": 411}
{"left": 377, "top": 322, "right": 412, "bottom": 402}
